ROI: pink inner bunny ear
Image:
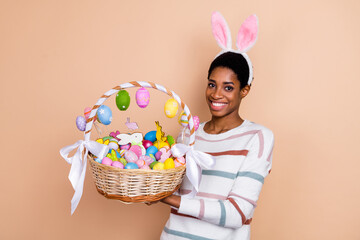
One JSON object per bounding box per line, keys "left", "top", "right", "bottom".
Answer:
{"left": 236, "top": 15, "right": 259, "bottom": 52}
{"left": 211, "top": 11, "right": 232, "bottom": 50}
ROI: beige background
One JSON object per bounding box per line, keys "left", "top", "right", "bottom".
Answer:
{"left": 1, "top": 0, "right": 359, "bottom": 239}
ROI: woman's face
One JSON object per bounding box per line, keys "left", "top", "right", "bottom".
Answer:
{"left": 206, "top": 67, "right": 247, "bottom": 118}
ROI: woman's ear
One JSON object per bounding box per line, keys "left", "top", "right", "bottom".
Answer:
{"left": 240, "top": 85, "right": 250, "bottom": 98}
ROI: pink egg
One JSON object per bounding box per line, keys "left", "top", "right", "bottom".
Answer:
{"left": 135, "top": 87, "right": 150, "bottom": 108}
{"left": 191, "top": 116, "right": 200, "bottom": 131}
{"left": 129, "top": 145, "right": 142, "bottom": 158}
{"left": 120, "top": 143, "right": 131, "bottom": 150}
{"left": 136, "top": 159, "right": 146, "bottom": 168}
{"left": 111, "top": 161, "right": 124, "bottom": 169}
{"left": 174, "top": 156, "right": 186, "bottom": 167}
{"left": 124, "top": 150, "right": 138, "bottom": 163}
{"left": 142, "top": 140, "right": 153, "bottom": 149}
{"left": 139, "top": 155, "right": 154, "bottom": 165}
{"left": 84, "top": 107, "right": 97, "bottom": 121}
{"left": 102, "top": 157, "right": 112, "bottom": 166}
{"left": 140, "top": 165, "right": 150, "bottom": 170}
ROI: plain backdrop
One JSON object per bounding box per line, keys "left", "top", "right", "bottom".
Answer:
{"left": 0, "top": 0, "right": 359, "bottom": 239}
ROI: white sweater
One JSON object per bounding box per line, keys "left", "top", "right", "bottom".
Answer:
{"left": 161, "top": 120, "right": 274, "bottom": 240}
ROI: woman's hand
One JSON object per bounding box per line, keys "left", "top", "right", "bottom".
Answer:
{"left": 144, "top": 195, "right": 181, "bottom": 208}
{"left": 160, "top": 195, "right": 181, "bottom": 208}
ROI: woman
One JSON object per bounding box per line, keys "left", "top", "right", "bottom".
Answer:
{"left": 159, "top": 51, "right": 274, "bottom": 239}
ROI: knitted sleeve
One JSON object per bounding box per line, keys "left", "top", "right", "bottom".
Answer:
{"left": 178, "top": 129, "right": 274, "bottom": 228}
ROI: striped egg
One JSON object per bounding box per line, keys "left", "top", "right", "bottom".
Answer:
{"left": 178, "top": 111, "right": 189, "bottom": 127}
{"left": 174, "top": 157, "right": 186, "bottom": 167}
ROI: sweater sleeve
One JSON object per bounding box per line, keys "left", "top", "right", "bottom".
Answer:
{"left": 177, "top": 129, "right": 274, "bottom": 229}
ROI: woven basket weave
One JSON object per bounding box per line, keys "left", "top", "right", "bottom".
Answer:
{"left": 85, "top": 81, "right": 196, "bottom": 203}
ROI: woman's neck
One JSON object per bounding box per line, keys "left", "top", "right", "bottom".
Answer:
{"left": 204, "top": 113, "right": 244, "bottom": 134}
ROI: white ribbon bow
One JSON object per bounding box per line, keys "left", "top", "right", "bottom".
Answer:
{"left": 171, "top": 143, "right": 215, "bottom": 197}
{"left": 60, "top": 140, "right": 109, "bottom": 214}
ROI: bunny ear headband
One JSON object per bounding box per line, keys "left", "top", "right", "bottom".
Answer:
{"left": 211, "top": 11, "right": 259, "bottom": 85}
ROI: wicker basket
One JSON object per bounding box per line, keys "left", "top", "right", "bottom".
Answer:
{"left": 85, "top": 81, "right": 196, "bottom": 203}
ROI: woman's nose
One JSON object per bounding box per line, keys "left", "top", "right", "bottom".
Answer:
{"left": 211, "top": 87, "right": 222, "bottom": 99}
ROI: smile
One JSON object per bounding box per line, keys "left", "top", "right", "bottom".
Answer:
{"left": 210, "top": 101, "right": 228, "bottom": 110}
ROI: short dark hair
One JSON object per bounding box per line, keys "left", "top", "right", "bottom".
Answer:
{"left": 207, "top": 52, "right": 250, "bottom": 89}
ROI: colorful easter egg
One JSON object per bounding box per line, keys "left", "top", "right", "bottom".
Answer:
{"left": 140, "top": 165, "right": 150, "bottom": 170}
{"left": 115, "top": 90, "right": 130, "bottom": 111}
{"left": 96, "top": 138, "right": 104, "bottom": 144}
{"left": 119, "top": 157, "right": 127, "bottom": 166}
{"left": 148, "top": 154, "right": 156, "bottom": 162}
{"left": 144, "top": 131, "right": 157, "bottom": 142}
{"left": 125, "top": 162, "right": 139, "bottom": 169}
{"left": 135, "top": 159, "right": 146, "bottom": 168}
{"left": 124, "top": 150, "right": 138, "bottom": 163}
{"left": 155, "top": 151, "right": 162, "bottom": 160}
{"left": 129, "top": 145, "right": 142, "bottom": 158}
{"left": 120, "top": 143, "right": 131, "bottom": 150}
{"left": 167, "top": 135, "right": 175, "bottom": 146}
{"left": 149, "top": 161, "right": 159, "bottom": 169}
{"left": 108, "top": 142, "right": 119, "bottom": 150}
{"left": 139, "top": 155, "right": 154, "bottom": 165}
{"left": 119, "top": 149, "right": 126, "bottom": 157}
{"left": 164, "top": 158, "right": 175, "bottom": 169}
{"left": 164, "top": 98, "right": 178, "bottom": 118}
{"left": 192, "top": 116, "right": 200, "bottom": 131}
{"left": 146, "top": 146, "right": 158, "bottom": 156}
{"left": 135, "top": 87, "right": 150, "bottom": 108}
{"left": 116, "top": 150, "right": 121, "bottom": 159}
{"left": 153, "top": 162, "right": 165, "bottom": 170}
{"left": 102, "top": 157, "right": 112, "bottom": 166}
{"left": 142, "top": 140, "right": 153, "bottom": 149}
{"left": 97, "top": 105, "right": 112, "bottom": 125}
{"left": 95, "top": 158, "right": 102, "bottom": 163}
{"left": 178, "top": 111, "right": 189, "bottom": 127}
{"left": 174, "top": 157, "right": 186, "bottom": 167}
{"left": 84, "top": 107, "right": 97, "bottom": 121}
{"left": 76, "top": 116, "right": 86, "bottom": 131}
{"left": 111, "top": 161, "right": 124, "bottom": 169}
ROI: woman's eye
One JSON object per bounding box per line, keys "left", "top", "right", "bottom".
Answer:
{"left": 208, "top": 83, "right": 215, "bottom": 88}
{"left": 225, "top": 86, "right": 234, "bottom": 91}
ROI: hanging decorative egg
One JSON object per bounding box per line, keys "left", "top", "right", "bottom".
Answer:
{"left": 96, "top": 105, "right": 112, "bottom": 125}
{"left": 75, "top": 116, "right": 86, "bottom": 131}
{"left": 115, "top": 90, "right": 130, "bottom": 111}
{"left": 178, "top": 111, "right": 189, "bottom": 127}
{"left": 164, "top": 98, "right": 178, "bottom": 118}
{"left": 135, "top": 87, "right": 150, "bottom": 108}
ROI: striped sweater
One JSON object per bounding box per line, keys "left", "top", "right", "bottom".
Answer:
{"left": 161, "top": 120, "right": 274, "bottom": 240}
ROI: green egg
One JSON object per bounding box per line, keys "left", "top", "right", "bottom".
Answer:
{"left": 115, "top": 90, "right": 130, "bottom": 111}
{"left": 149, "top": 161, "right": 158, "bottom": 169}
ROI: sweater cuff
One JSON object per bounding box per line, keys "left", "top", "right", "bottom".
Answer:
{"left": 178, "top": 197, "right": 200, "bottom": 217}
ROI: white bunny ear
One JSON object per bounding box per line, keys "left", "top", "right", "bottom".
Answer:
{"left": 236, "top": 14, "right": 259, "bottom": 52}
{"left": 211, "top": 11, "right": 232, "bottom": 50}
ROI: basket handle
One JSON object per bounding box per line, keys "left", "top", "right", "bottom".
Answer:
{"left": 84, "top": 81, "right": 196, "bottom": 146}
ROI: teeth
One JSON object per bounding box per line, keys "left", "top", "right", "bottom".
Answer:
{"left": 212, "top": 102, "right": 226, "bottom": 106}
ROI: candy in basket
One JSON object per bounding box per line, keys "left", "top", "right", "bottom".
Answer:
{"left": 60, "top": 81, "right": 215, "bottom": 214}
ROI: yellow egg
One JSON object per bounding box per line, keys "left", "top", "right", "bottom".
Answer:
{"left": 96, "top": 138, "right": 104, "bottom": 144}
{"left": 153, "top": 162, "right": 165, "bottom": 170}
{"left": 164, "top": 158, "right": 175, "bottom": 169}
{"left": 164, "top": 98, "right": 179, "bottom": 118}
